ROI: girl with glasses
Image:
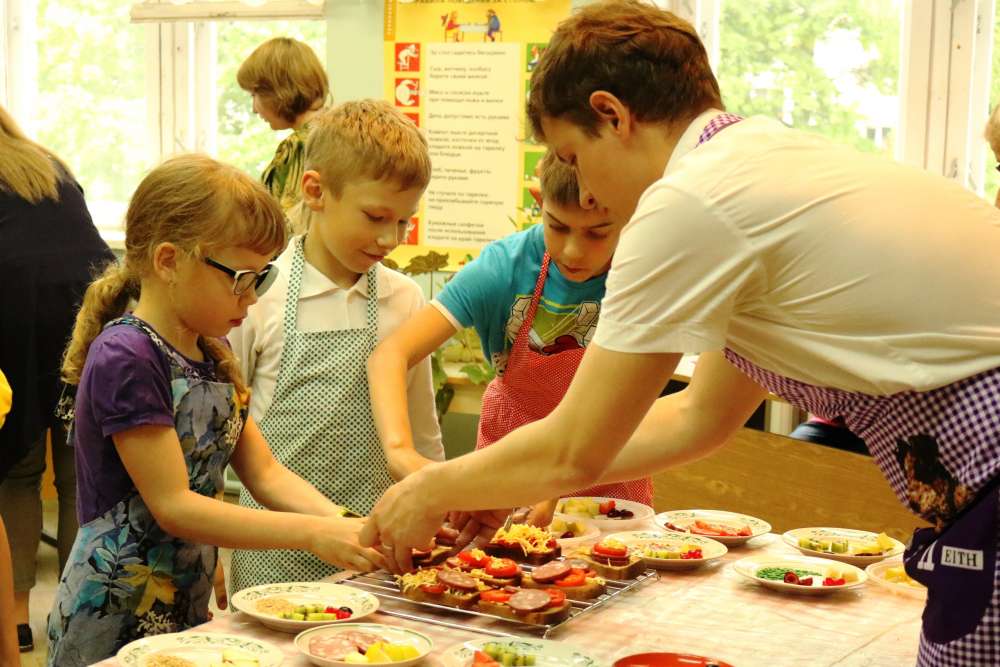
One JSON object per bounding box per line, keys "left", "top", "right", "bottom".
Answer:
{"left": 47, "top": 154, "right": 385, "bottom": 667}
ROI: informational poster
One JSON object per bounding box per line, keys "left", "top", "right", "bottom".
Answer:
{"left": 384, "top": 0, "right": 571, "bottom": 260}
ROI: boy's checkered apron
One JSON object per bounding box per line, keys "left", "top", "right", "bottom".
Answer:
{"left": 230, "top": 236, "right": 392, "bottom": 593}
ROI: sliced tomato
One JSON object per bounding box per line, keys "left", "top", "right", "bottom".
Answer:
{"left": 555, "top": 571, "right": 587, "bottom": 588}
{"left": 737, "top": 525, "right": 753, "bottom": 537}
{"left": 474, "top": 650, "right": 501, "bottom": 667}
{"left": 484, "top": 558, "right": 519, "bottom": 578}
{"left": 458, "top": 550, "right": 490, "bottom": 568}
{"left": 480, "top": 588, "right": 513, "bottom": 603}
{"left": 598, "top": 500, "right": 616, "bottom": 514}
{"left": 544, "top": 588, "right": 567, "bottom": 608}
{"left": 419, "top": 583, "right": 446, "bottom": 594}
{"left": 592, "top": 541, "right": 628, "bottom": 558}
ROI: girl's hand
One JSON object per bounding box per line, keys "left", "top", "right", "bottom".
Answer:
{"left": 309, "top": 517, "right": 388, "bottom": 572}
{"left": 213, "top": 561, "right": 228, "bottom": 610}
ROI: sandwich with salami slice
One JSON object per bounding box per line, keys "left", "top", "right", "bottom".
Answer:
{"left": 444, "top": 550, "right": 524, "bottom": 587}
{"left": 476, "top": 586, "right": 572, "bottom": 625}
{"left": 520, "top": 558, "right": 606, "bottom": 600}
{"left": 396, "top": 567, "right": 484, "bottom": 608}
{"left": 484, "top": 523, "right": 561, "bottom": 565}
{"left": 410, "top": 524, "right": 463, "bottom": 567}
{"left": 571, "top": 538, "right": 645, "bottom": 580}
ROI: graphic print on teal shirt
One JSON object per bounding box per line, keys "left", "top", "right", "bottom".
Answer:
{"left": 436, "top": 224, "right": 606, "bottom": 375}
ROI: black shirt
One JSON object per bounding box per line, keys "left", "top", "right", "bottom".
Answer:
{"left": 0, "top": 168, "right": 114, "bottom": 479}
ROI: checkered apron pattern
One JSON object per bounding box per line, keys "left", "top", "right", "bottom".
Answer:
{"left": 475, "top": 253, "right": 653, "bottom": 505}
{"left": 695, "top": 112, "right": 1000, "bottom": 663}
{"left": 230, "top": 236, "right": 392, "bottom": 593}
{"left": 725, "top": 343, "right": 1000, "bottom": 665}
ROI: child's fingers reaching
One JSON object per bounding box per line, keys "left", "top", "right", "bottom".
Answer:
{"left": 212, "top": 562, "right": 228, "bottom": 610}
{"left": 455, "top": 518, "right": 482, "bottom": 549}
{"left": 355, "top": 547, "right": 388, "bottom": 573}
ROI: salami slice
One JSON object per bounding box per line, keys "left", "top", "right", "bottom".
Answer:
{"left": 508, "top": 588, "right": 551, "bottom": 613}
{"left": 530, "top": 560, "right": 572, "bottom": 583}
{"left": 437, "top": 568, "right": 479, "bottom": 591}
{"left": 308, "top": 631, "right": 382, "bottom": 660}
{"left": 445, "top": 556, "right": 465, "bottom": 570}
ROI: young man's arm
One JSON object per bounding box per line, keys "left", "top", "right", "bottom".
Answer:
{"left": 368, "top": 305, "right": 458, "bottom": 479}
{"left": 361, "top": 345, "right": 767, "bottom": 570}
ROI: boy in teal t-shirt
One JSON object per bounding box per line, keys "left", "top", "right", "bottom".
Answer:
{"left": 434, "top": 221, "right": 605, "bottom": 375}
{"left": 368, "top": 151, "right": 654, "bottom": 549}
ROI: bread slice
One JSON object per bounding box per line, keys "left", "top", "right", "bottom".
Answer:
{"left": 411, "top": 544, "right": 453, "bottom": 567}
{"left": 520, "top": 573, "right": 606, "bottom": 601}
{"left": 572, "top": 549, "right": 645, "bottom": 581}
{"left": 399, "top": 584, "right": 480, "bottom": 609}
{"left": 484, "top": 542, "right": 561, "bottom": 565}
{"left": 476, "top": 599, "right": 572, "bottom": 626}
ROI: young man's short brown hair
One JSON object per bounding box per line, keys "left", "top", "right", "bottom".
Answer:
{"left": 237, "top": 37, "right": 328, "bottom": 124}
{"left": 527, "top": 0, "right": 723, "bottom": 141}
{"left": 304, "top": 99, "right": 432, "bottom": 196}
{"left": 538, "top": 150, "right": 579, "bottom": 208}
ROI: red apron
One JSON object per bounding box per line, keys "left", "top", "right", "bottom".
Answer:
{"left": 475, "top": 252, "right": 653, "bottom": 505}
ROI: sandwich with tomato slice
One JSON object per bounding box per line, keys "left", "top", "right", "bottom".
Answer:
{"left": 520, "top": 558, "right": 606, "bottom": 600}
{"left": 484, "top": 523, "right": 561, "bottom": 565}
{"left": 476, "top": 586, "right": 572, "bottom": 625}
{"left": 445, "top": 550, "right": 524, "bottom": 587}
{"left": 572, "top": 538, "right": 645, "bottom": 580}
{"left": 396, "top": 567, "right": 484, "bottom": 608}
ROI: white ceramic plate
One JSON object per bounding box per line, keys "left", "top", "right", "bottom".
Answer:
{"left": 783, "top": 527, "right": 905, "bottom": 566}
{"left": 555, "top": 497, "right": 655, "bottom": 531}
{"left": 231, "top": 582, "right": 379, "bottom": 633}
{"left": 441, "top": 637, "right": 600, "bottom": 667}
{"left": 295, "top": 623, "right": 433, "bottom": 667}
{"left": 654, "top": 509, "right": 771, "bottom": 545}
{"left": 116, "top": 631, "right": 284, "bottom": 667}
{"left": 605, "top": 530, "right": 727, "bottom": 570}
{"left": 733, "top": 553, "right": 867, "bottom": 595}
{"left": 866, "top": 558, "right": 926, "bottom": 599}
{"left": 548, "top": 517, "right": 601, "bottom": 550}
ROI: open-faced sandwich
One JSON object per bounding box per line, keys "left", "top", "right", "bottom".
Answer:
{"left": 397, "top": 567, "right": 484, "bottom": 608}
{"left": 520, "top": 558, "right": 606, "bottom": 600}
{"left": 411, "top": 542, "right": 453, "bottom": 568}
{"left": 572, "top": 538, "right": 645, "bottom": 580}
{"left": 475, "top": 586, "right": 572, "bottom": 626}
{"left": 444, "top": 550, "right": 524, "bottom": 588}
{"left": 485, "top": 524, "right": 561, "bottom": 565}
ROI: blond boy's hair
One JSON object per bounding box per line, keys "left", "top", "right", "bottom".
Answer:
{"left": 538, "top": 150, "right": 579, "bottom": 208}
{"left": 305, "top": 100, "right": 431, "bottom": 196}
{"left": 237, "top": 37, "right": 328, "bottom": 124}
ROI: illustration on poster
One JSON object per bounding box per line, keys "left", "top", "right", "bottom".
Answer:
{"left": 395, "top": 79, "right": 419, "bottom": 107}
{"left": 397, "top": 43, "right": 419, "bottom": 70}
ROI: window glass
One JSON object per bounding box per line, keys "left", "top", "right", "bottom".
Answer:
{"left": 34, "top": 0, "right": 148, "bottom": 231}
{"left": 717, "top": 1, "right": 902, "bottom": 156}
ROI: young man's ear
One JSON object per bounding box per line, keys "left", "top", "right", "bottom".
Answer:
{"left": 588, "top": 91, "right": 632, "bottom": 137}
{"left": 301, "top": 170, "right": 326, "bottom": 211}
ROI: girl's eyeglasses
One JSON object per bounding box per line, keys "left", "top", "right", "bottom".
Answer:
{"left": 203, "top": 257, "right": 278, "bottom": 296}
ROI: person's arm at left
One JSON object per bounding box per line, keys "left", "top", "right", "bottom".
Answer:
{"left": 360, "top": 344, "right": 682, "bottom": 568}
{"left": 230, "top": 415, "right": 347, "bottom": 517}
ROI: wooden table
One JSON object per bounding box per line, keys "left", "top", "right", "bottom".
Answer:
{"left": 92, "top": 528, "right": 924, "bottom": 667}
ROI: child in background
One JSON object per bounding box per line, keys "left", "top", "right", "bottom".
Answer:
{"left": 238, "top": 37, "right": 329, "bottom": 234}
{"left": 228, "top": 100, "right": 444, "bottom": 592}
{"left": 46, "top": 155, "right": 384, "bottom": 667}
{"left": 368, "top": 150, "right": 653, "bottom": 535}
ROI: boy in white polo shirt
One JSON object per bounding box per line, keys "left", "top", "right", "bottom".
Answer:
{"left": 228, "top": 100, "right": 444, "bottom": 593}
